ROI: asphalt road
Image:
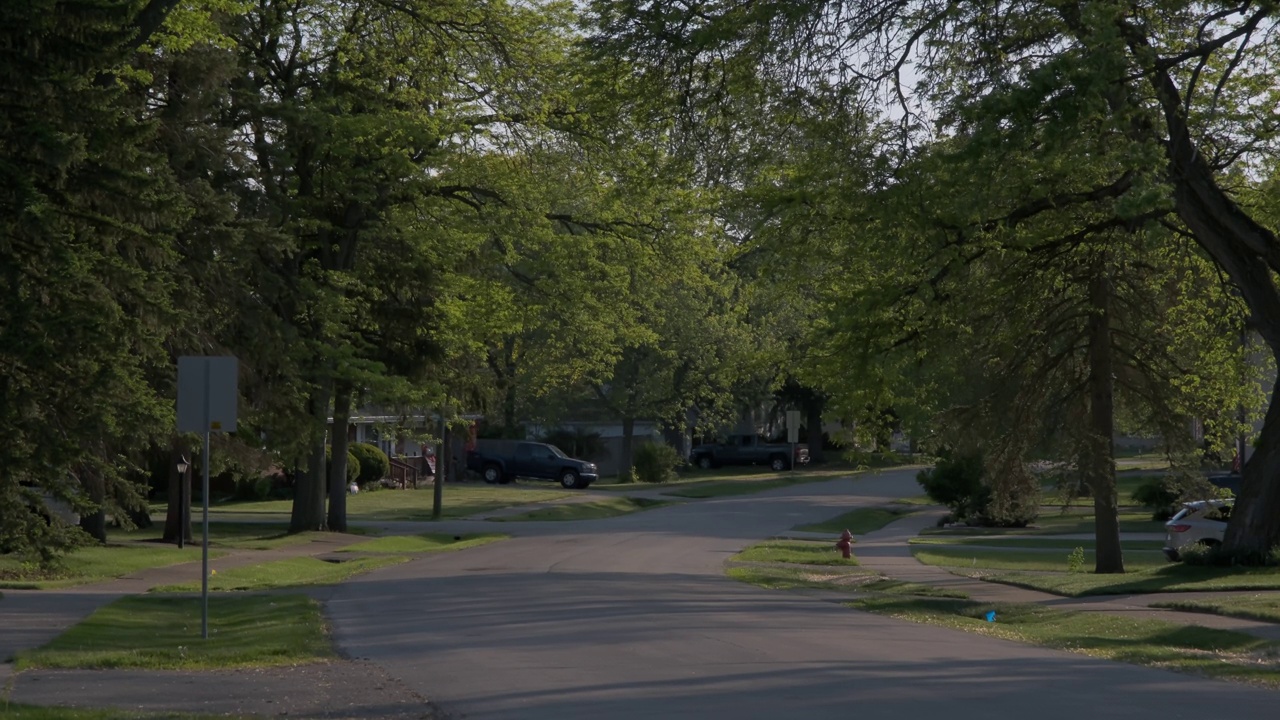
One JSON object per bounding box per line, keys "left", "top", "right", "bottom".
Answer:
{"left": 322, "top": 469, "right": 1280, "bottom": 720}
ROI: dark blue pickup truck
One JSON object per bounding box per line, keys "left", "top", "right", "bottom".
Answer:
{"left": 465, "top": 439, "right": 598, "bottom": 489}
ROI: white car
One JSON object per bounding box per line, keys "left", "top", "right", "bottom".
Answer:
{"left": 1163, "top": 499, "right": 1232, "bottom": 561}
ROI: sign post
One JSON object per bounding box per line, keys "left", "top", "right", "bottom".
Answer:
{"left": 177, "top": 356, "right": 238, "bottom": 640}
{"left": 786, "top": 409, "right": 801, "bottom": 468}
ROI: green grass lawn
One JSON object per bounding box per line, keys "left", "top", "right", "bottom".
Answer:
{"left": 731, "top": 539, "right": 859, "bottom": 566}
{"left": 150, "top": 555, "right": 408, "bottom": 593}
{"left": 0, "top": 706, "right": 232, "bottom": 719}
{"left": 922, "top": 510, "right": 1164, "bottom": 536}
{"left": 891, "top": 494, "right": 938, "bottom": 506}
{"left": 491, "top": 496, "right": 667, "bottom": 521}
{"left": 726, "top": 565, "right": 874, "bottom": 591}
{"left": 909, "top": 536, "right": 1167, "bottom": 551}
{"left": 848, "top": 596, "right": 1280, "bottom": 686}
{"left": 794, "top": 507, "right": 914, "bottom": 535}
{"left": 911, "top": 546, "right": 1170, "bottom": 573}
{"left": 209, "top": 486, "right": 573, "bottom": 521}
{"left": 15, "top": 594, "right": 332, "bottom": 670}
{"left": 596, "top": 465, "right": 860, "bottom": 489}
{"left": 0, "top": 545, "right": 226, "bottom": 590}
{"left": 338, "top": 532, "right": 506, "bottom": 554}
{"left": 985, "top": 564, "right": 1280, "bottom": 596}
{"left": 663, "top": 472, "right": 843, "bottom": 498}
{"left": 1151, "top": 594, "right": 1280, "bottom": 624}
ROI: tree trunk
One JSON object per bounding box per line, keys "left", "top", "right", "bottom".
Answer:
{"left": 1124, "top": 36, "right": 1280, "bottom": 559}
{"left": 162, "top": 437, "right": 193, "bottom": 545}
{"left": 1086, "top": 269, "right": 1124, "bottom": 574}
{"left": 806, "top": 398, "right": 825, "bottom": 464}
{"left": 77, "top": 467, "right": 107, "bottom": 543}
{"left": 290, "top": 381, "right": 332, "bottom": 533}
{"left": 327, "top": 382, "right": 353, "bottom": 532}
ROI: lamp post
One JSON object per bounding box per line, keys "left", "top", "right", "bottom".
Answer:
{"left": 175, "top": 455, "right": 189, "bottom": 549}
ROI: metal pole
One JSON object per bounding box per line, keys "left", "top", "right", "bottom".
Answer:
{"left": 432, "top": 408, "right": 444, "bottom": 520}
{"left": 177, "top": 461, "right": 186, "bottom": 550}
{"left": 201, "top": 430, "right": 210, "bottom": 639}
{"left": 201, "top": 364, "right": 211, "bottom": 640}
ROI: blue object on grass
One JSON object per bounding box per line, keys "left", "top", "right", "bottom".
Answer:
{"left": 984, "top": 610, "right": 997, "bottom": 622}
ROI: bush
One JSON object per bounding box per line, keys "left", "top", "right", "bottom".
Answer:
{"left": 349, "top": 443, "right": 391, "bottom": 487}
{"left": 1132, "top": 478, "right": 1181, "bottom": 520}
{"left": 232, "top": 475, "right": 274, "bottom": 502}
{"left": 916, "top": 452, "right": 989, "bottom": 521}
{"left": 325, "top": 447, "right": 361, "bottom": 487}
{"left": 633, "top": 442, "right": 682, "bottom": 483}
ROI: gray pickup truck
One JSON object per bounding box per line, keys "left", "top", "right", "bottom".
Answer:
{"left": 465, "top": 439, "right": 598, "bottom": 489}
{"left": 689, "top": 434, "right": 809, "bottom": 471}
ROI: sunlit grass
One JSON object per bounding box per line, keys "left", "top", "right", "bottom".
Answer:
{"left": 848, "top": 596, "right": 1280, "bottom": 686}
{"left": 150, "top": 555, "right": 407, "bottom": 593}
{"left": 15, "top": 594, "right": 332, "bottom": 670}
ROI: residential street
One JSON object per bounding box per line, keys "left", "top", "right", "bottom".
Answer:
{"left": 319, "top": 469, "right": 1279, "bottom": 720}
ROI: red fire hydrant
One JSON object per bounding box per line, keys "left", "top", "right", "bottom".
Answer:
{"left": 835, "top": 529, "right": 853, "bottom": 559}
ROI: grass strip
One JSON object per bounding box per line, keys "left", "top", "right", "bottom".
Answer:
{"left": 985, "top": 564, "right": 1280, "bottom": 597}
{"left": 922, "top": 511, "right": 1164, "bottom": 536}
{"left": 0, "top": 545, "right": 226, "bottom": 590}
{"left": 732, "top": 539, "right": 858, "bottom": 566}
{"left": 1149, "top": 594, "right": 1280, "bottom": 623}
{"left": 0, "top": 705, "right": 233, "bottom": 719}
{"left": 15, "top": 594, "right": 332, "bottom": 670}
{"left": 911, "top": 546, "right": 1169, "bottom": 573}
{"left": 848, "top": 596, "right": 1280, "bottom": 686}
{"left": 664, "top": 474, "right": 833, "bottom": 498}
{"left": 209, "top": 486, "right": 574, "bottom": 521}
{"left": 794, "top": 507, "right": 913, "bottom": 535}
{"left": 491, "top": 497, "right": 667, "bottom": 521}
{"left": 150, "top": 555, "right": 407, "bottom": 593}
{"left": 339, "top": 532, "right": 505, "bottom": 554}
{"left": 908, "top": 536, "right": 1166, "bottom": 551}
{"left": 727, "top": 565, "right": 967, "bottom": 598}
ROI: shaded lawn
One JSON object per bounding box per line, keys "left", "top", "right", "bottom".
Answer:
{"left": 0, "top": 544, "right": 226, "bottom": 590}
{"left": 0, "top": 706, "right": 234, "bottom": 719}
{"left": 922, "top": 511, "right": 1164, "bottom": 536}
{"left": 15, "top": 594, "right": 332, "bottom": 670}
{"left": 150, "top": 555, "right": 407, "bottom": 593}
{"left": 909, "top": 536, "right": 1166, "bottom": 551}
{"left": 339, "top": 532, "right": 506, "bottom": 554}
{"left": 1151, "top": 594, "right": 1280, "bottom": 624}
{"left": 731, "top": 539, "right": 858, "bottom": 566}
{"left": 664, "top": 473, "right": 838, "bottom": 498}
{"left": 491, "top": 496, "right": 667, "bottom": 521}
{"left": 849, "top": 596, "right": 1280, "bottom": 686}
{"left": 985, "top": 564, "right": 1280, "bottom": 597}
{"left": 911, "top": 546, "right": 1169, "bottom": 573}
{"left": 208, "top": 486, "right": 574, "bottom": 521}
{"left": 794, "top": 507, "right": 913, "bottom": 535}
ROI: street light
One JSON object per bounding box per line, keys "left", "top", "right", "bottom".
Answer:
{"left": 175, "top": 455, "right": 189, "bottom": 549}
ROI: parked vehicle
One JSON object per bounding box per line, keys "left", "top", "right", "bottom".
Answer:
{"left": 465, "top": 439, "right": 598, "bottom": 489}
{"left": 689, "top": 434, "right": 809, "bottom": 471}
{"left": 1163, "top": 499, "right": 1232, "bottom": 561}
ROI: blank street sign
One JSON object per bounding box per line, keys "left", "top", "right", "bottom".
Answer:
{"left": 177, "top": 356, "right": 239, "bottom": 433}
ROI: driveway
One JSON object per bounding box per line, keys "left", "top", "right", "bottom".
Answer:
{"left": 322, "top": 469, "right": 1279, "bottom": 719}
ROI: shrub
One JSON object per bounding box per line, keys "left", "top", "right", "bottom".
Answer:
{"left": 1132, "top": 478, "right": 1181, "bottom": 520}
{"left": 325, "top": 447, "right": 361, "bottom": 486}
{"left": 349, "top": 443, "right": 391, "bottom": 487}
{"left": 916, "top": 452, "right": 989, "bottom": 522}
{"left": 232, "top": 475, "right": 274, "bottom": 502}
{"left": 634, "top": 442, "right": 682, "bottom": 483}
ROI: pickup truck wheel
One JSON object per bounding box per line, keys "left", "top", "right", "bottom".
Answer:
{"left": 697, "top": 455, "right": 713, "bottom": 470}
{"left": 560, "top": 470, "right": 581, "bottom": 489}
{"left": 770, "top": 455, "right": 789, "bottom": 471}
{"left": 482, "top": 465, "right": 502, "bottom": 484}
